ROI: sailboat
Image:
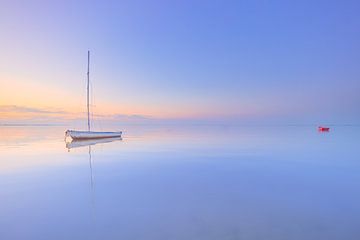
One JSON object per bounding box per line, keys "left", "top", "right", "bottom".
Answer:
{"left": 65, "top": 51, "right": 122, "bottom": 140}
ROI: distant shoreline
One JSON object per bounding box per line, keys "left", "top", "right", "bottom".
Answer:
{"left": 1, "top": 122, "right": 359, "bottom": 127}
{"left": 0, "top": 123, "right": 66, "bottom": 127}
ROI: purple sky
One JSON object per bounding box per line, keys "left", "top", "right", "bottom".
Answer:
{"left": 1, "top": 0, "right": 359, "bottom": 124}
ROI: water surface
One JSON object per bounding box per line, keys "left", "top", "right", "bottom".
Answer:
{"left": 0, "top": 125, "right": 359, "bottom": 239}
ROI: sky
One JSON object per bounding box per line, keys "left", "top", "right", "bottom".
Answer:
{"left": 0, "top": 0, "right": 359, "bottom": 125}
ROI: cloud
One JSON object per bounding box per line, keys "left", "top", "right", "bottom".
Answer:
{"left": 0, "top": 105, "right": 155, "bottom": 125}
{"left": 0, "top": 105, "right": 67, "bottom": 115}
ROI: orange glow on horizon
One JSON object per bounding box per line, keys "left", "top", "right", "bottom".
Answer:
{"left": 1, "top": 74, "right": 277, "bottom": 122}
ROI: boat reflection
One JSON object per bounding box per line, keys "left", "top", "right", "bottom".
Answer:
{"left": 65, "top": 136, "right": 122, "bottom": 150}
{"left": 65, "top": 136, "right": 122, "bottom": 223}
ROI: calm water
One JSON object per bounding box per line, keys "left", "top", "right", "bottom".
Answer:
{"left": 0, "top": 125, "right": 359, "bottom": 240}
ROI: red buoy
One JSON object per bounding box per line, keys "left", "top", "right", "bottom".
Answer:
{"left": 318, "top": 126, "right": 330, "bottom": 132}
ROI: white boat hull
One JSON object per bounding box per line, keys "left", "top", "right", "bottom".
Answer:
{"left": 65, "top": 130, "right": 122, "bottom": 140}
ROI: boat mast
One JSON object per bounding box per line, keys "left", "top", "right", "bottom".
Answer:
{"left": 87, "top": 50, "right": 90, "bottom": 131}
